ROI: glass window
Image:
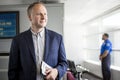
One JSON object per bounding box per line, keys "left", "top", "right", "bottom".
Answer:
{"left": 84, "top": 10, "right": 120, "bottom": 67}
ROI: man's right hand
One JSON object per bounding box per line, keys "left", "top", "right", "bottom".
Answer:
{"left": 45, "top": 68, "right": 58, "bottom": 80}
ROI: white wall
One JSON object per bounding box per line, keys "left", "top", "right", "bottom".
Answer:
{"left": 64, "top": 26, "right": 85, "bottom": 64}
{"left": 64, "top": 0, "right": 86, "bottom": 64}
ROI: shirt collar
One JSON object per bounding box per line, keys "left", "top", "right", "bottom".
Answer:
{"left": 31, "top": 28, "right": 45, "bottom": 38}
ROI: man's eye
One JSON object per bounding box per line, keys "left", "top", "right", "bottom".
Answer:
{"left": 36, "top": 13, "right": 41, "bottom": 15}
{"left": 44, "top": 13, "right": 47, "bottom": 15}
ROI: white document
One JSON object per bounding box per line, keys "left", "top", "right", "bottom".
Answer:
{"left": 41, "top": 61, "right": 52, "bottom": 75}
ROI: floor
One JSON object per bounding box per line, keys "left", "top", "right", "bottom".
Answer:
{"left": 76, "top": 72, "right": 102, "bottom": 80}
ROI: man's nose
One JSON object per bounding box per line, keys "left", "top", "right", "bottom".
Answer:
{"left": 41, "top": 14, "right": 45, "bottom": 20}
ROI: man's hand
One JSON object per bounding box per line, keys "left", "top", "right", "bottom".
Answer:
{"left": 99, "top": 55, "right": 102, "bottom": 61}
{"left": 45, "top": 68, "right": 58, "bottom": 80}
{"left": 100, "top": 50, "right": 109, "bottom": 61}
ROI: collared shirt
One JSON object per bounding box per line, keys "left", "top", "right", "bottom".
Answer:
{"left": 100, "top": 39, "right": 112, "bottom": 55}
{"left": 31, "top": 28, "right": 45, "bottom": 80}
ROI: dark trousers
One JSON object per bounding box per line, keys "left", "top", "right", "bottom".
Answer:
{"left": 102, "top": 54, "right": 111, "bottom": 80}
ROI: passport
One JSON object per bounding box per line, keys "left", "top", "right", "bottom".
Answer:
{"left": 41, "top": 61, "right": 52, "bottom": 75}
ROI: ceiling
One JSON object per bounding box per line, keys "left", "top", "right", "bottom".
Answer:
{"left": 65, "top": 0, "right": 120, "bottom": 24}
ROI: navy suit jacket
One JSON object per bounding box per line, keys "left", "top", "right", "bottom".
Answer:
{"left": 8, "top": 28, "right": 68, "bottom": 80}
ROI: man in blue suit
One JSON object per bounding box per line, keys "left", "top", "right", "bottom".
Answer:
{"left": 8, "top": 2, "right": 67, "bottom": 80}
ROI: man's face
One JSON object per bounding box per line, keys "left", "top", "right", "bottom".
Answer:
{"left": 29, "top": 4, "right": 48, "bottom": 28}
{"left": 102, "top": 35, "right": 106, "bottom": 40}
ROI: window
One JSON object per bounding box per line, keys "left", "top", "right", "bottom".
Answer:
{"left": 84, "top": 9, "right": 120, "bottom": 67}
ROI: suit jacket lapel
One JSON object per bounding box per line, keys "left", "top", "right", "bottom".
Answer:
{"left": 24, "top": 29, "right": 50, "bottom": 63}
{"left": 43, "top": 28, "right": 50, "bottom": 62}
{"left": 24, "top": 29, "right": 36, "bottom": 64}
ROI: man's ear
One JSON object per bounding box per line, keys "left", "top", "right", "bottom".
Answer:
{"left": 28, "top": 15, "right": 32, "bottom": 21}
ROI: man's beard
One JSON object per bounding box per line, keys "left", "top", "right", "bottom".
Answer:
{"left": 102, "top": 38, "right": 104, "bottom": 40}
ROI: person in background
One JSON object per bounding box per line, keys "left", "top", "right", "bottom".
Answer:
{"left": 8, "top": 2, "right": 67, "bottom": 80}
{"left": 99, "top": 33, "right": 112, "bottom": 80}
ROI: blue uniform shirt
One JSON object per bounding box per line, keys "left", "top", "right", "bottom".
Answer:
{"left": 100, "top": 39, "right": 112, "bottom": 55}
